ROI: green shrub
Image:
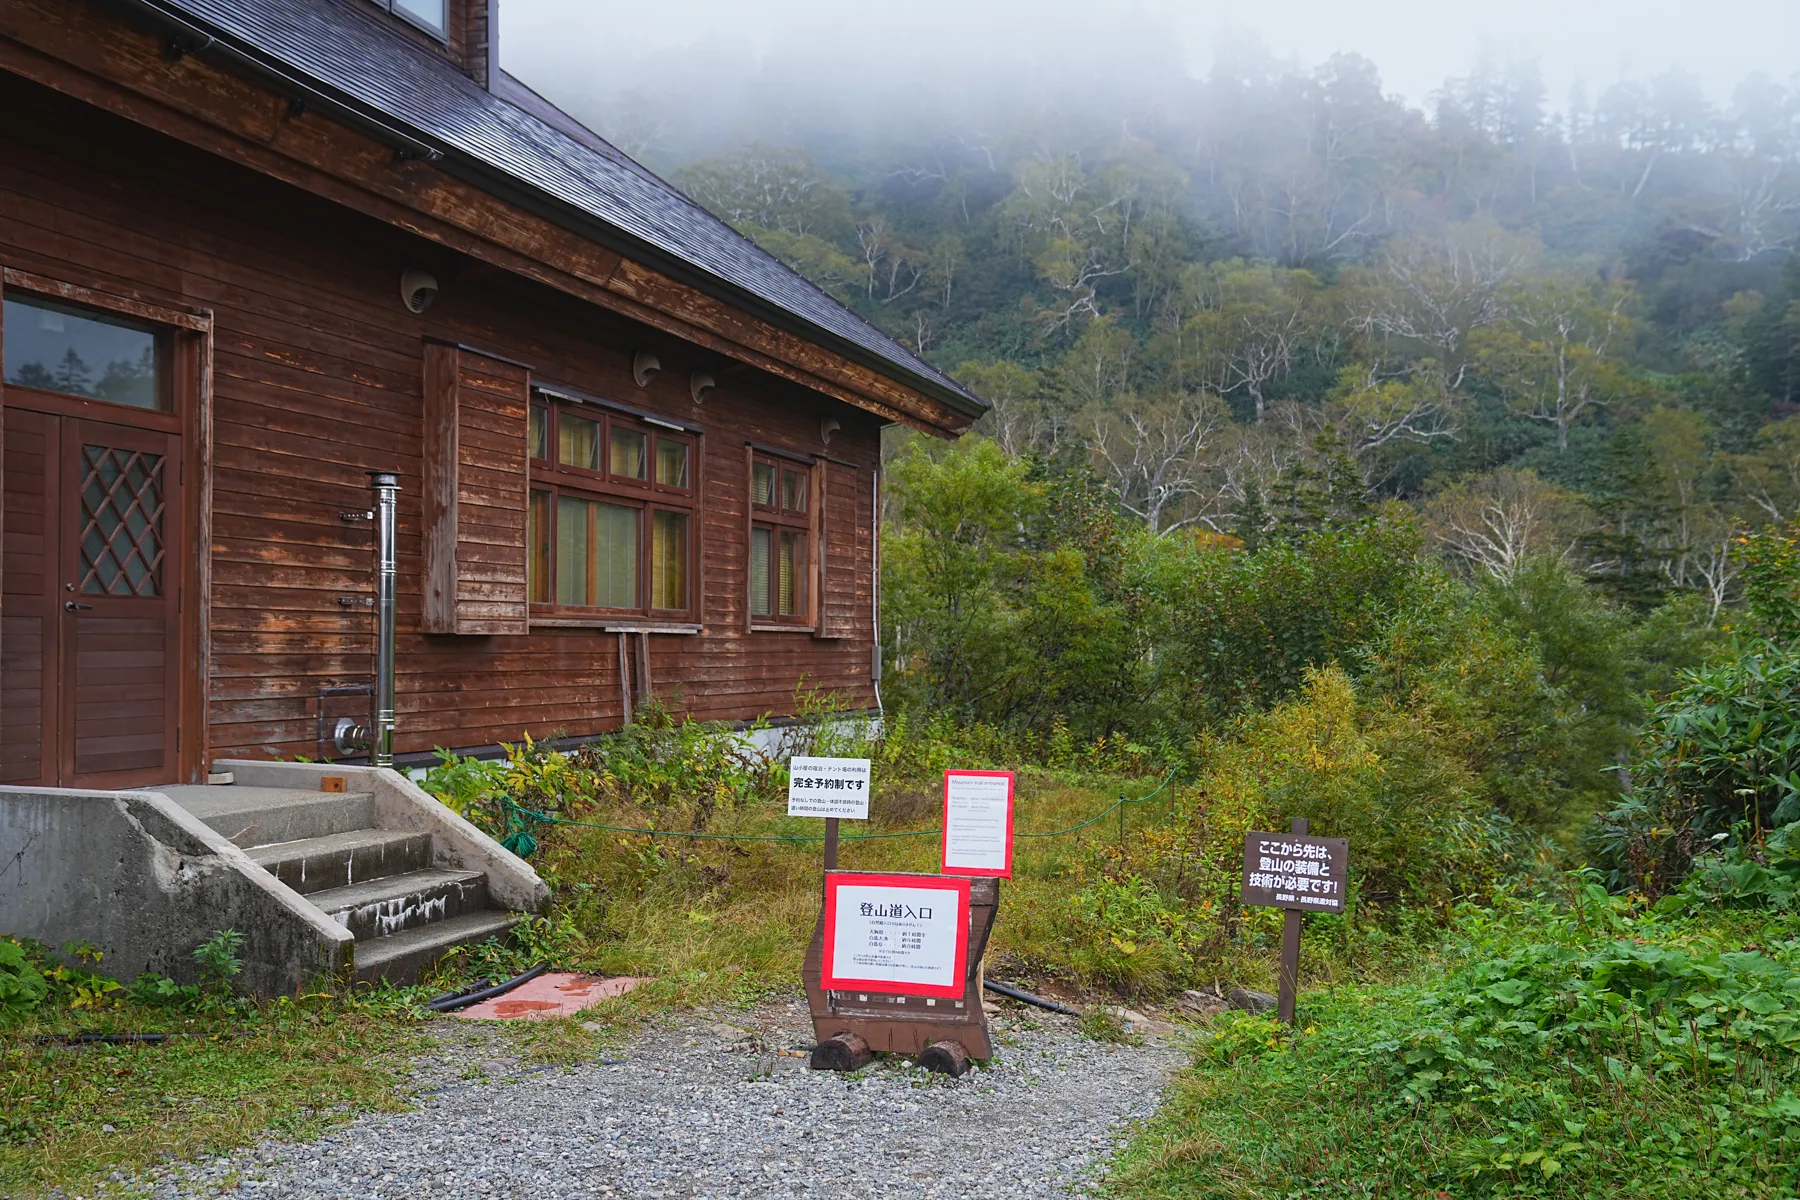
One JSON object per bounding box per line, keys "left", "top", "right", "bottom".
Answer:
{"left": 1592, "top": 635, "right": 1800, "bottom": 893}
{"left": 1673, "top": 821, "right": 1800, "bottom": 911}
{"left": 1114, "top": 876, "right": 1800, "bottom": 1198}
{"left": 1135, "top": 515, "right": 1425, "bottom": 729}
{"left": 0, "top": 937, "right": 47, "bottom": 1024}
{"left": 193, "top": 929, "right": 244, "bottom": 997}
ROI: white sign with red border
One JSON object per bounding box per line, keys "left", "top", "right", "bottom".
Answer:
{"left": 940, "top": 770, "right": 1015, "bottom": 878}
{"left": 821, "top": 871, "right": 970, "bottom": 998}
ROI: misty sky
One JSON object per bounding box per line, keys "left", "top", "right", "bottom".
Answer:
{"left": 502, "top": 0, "right": 1798, "bottom": 115}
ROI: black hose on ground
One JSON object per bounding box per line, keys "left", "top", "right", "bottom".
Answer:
{"left": 424, "top": 964, "right": 548, "bottom": 1013}
{"left": 39, "top": 1031, "right": 248, "bottom": 1047}
{"left": 983, "top": 979, "right": 1079, "bottom": 1016}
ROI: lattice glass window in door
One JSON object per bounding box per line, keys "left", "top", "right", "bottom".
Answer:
{"left": 79, "top": 444, "right": 166, "bottom": 596}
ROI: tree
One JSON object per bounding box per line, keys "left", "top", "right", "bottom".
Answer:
{"left": 1471, "top": 275, "right": 1634, "bottom": 452}
{"left": 999, "top": 156, "right": 1133, "bottom": 334}
{"left": 1056, "top": 317, "right": 1136, "bottom": 411}
{"left": 1178, "top": 259, "right": 1324, "bottom": 423}
{"left": 1325, "top": 361, "right": 1463, "bottom": 478}
{"left": 51, "top": 348, "right": 92, "bottom": 397}
{"left": 1348, "top": 218, "right": 1539, "bottom": 385}
{"left": 1421, "top": 468, "right": 1591, "bottom": 581}
{"left": 882, "top": 441, "right": 1040, "bottom": 715}
{"left": 1725, "top": 413, "right": 1800, "bottom": 522}
{"left": 959, "top": 360, "right": 1051, "bottom": 456}
{"left": 675, "top": 146, "right": 853, "bottom": 240}
{"left": 1086, "top": 392, "right": 1230, "bottom": 535}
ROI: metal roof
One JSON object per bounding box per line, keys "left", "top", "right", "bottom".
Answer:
{"left": 126, "top": 0, "right": 984, "bottom": 420}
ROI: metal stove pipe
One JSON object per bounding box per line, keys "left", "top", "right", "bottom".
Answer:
{"left": 368, "top": 471, "right": 400, "bottom": 769}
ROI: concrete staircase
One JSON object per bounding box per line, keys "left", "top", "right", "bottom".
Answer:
{"left": 161, "top": 782, "right": 519, "bottom": 983}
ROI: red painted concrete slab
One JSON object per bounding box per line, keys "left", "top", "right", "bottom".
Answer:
{"left": 454, "top": 973, "right": 642, "bottom": 1020}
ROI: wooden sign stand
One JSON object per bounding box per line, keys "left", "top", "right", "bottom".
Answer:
{"left": 1239, "top": 816, "right": 1348, "bottom": 1026}
{"left": 1277, "top": 817, "right": 1306, "bottom": 1025}
{"left": 802, "top": 819, "right": 998, "bottom": 1073}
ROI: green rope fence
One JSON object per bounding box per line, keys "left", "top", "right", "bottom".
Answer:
{"left": 492, "top": 769, "right": 1181, "bottom": 859}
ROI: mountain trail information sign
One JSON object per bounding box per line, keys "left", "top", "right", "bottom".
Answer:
{"left": 1241, "top": 818, "right": 1350, "bottom": 1024}
{"left": 822, "top": 872, "right": 970, "bottom": 998}
{"left": 940, "top": 770, "right": 1015, "bottom": 878}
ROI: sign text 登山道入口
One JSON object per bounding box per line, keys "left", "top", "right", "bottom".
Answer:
{"left": 821, "top": 872, "right": 970, "bottom": 998}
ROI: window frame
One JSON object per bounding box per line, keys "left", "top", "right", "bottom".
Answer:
{"left": 371, "top": 0, "right": 450, "bottom": 41}
{"left": 746, "top": 448, "right": 816, "bottom": 629}
{"left": 527, "top": 391, "right": 698, "bottom": 623}
{"left": 2, "top": 292, "right": 176, "bottom": 419}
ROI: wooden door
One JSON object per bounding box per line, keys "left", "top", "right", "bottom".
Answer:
{"left": 0, "top": 409, "right": 181, "bottom": 787}
{"left": 59, "top": 419, "right": 182, "bottom": 786}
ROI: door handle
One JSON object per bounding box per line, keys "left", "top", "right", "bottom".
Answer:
{"left": 64, "top": 601, "right": 93, "bottom": 612}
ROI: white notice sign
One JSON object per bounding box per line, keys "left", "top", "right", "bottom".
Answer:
{"left": 787, "top": 756, "right": 872, "bottom": 819}
{"left": 822, "top": 872, "right": 970, "bottom": 998}
{"left": 941, "top": 770, "right": 1015, "bottom": 878}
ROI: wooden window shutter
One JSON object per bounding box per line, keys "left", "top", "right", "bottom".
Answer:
{"left": 815, "top": 460, "right": 866, "bottom": 640}
{"left": 422, "top": 343, "right": 531, "bottom": 635}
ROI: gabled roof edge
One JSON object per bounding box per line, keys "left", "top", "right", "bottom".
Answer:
{"left": 105, "top": 0, "right": 986, "bottom": 429}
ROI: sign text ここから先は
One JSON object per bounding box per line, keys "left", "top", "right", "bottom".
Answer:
{"left": 1240, "top": 832, "right": 1349, "bottom": 914}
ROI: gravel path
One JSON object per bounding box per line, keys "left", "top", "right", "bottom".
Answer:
{"left": 145, "top": 997, "right": 1185, "bottom": 1199}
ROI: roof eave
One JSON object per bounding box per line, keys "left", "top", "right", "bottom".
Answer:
{"left": 107, "top": 0, "right": 986, "bottom": 431}
{"left": 437, "top": 154, "right": 986, "bottom": 428}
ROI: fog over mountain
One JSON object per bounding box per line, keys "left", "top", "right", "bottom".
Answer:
{"left": 501, "top": 0, "right": 1799, "bottom": 145}
{"left": 493, "top": 0, "right": 1800, "bottom": 590}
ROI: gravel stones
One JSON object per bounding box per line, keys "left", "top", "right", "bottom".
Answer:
{"left": 140, "top": 998, "right": 1183, "bottom": 1199}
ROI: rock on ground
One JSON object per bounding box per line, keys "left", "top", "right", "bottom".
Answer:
{"left": 143, "top": 997, "right": 1184, "bottom": 1199}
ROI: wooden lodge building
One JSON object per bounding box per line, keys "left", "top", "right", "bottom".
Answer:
{"left": 0, "top": 0, "right": 985, "bottom": 790}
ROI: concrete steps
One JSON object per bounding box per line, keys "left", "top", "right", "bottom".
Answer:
{"left": 351, "top": 909, "right": 521, "bottom": 982}
{"left": 248, "top": 829, "right": 432, "bottom": 894}
{"left": 311, "top": 868, "right": 489, "bottom": 939}
{"left": 159, "top": 782, "right": 518, "bottom": 983}
{"left": 161, "top": 785, "right": 376, "bottom": 846}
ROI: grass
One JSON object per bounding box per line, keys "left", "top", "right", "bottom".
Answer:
{"left": 0, "top": 999, "right": 424, "bottom": 1197}
{"left": 2, "top": 760, "right": 1150, "bottom": 1196}
{"left": 530, "top": 765, "right": 1171, "bottom": 1003}
{"left": 1107, "top": 890, "right": 1800, "bottom": 1199}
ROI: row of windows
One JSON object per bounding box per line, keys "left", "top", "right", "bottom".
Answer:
{"left": 526, "top": 396, "right": 815, "bottom": 625}
{"left": 3, "top": 291, "right": 829, "bottom": 630}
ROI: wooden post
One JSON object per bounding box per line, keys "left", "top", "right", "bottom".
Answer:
{"left": 1277, "top": 816, "right": 1307, "bottom": 1026}
{"left": 824, "top": 816, "right": 840, "bottom": 872}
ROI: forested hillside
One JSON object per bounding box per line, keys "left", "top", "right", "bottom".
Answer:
{"left": 585, "top": 51, "right": 1799, "bottom": 606}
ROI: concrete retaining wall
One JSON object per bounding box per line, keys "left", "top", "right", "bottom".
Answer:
{"left": 0, "top": 786, "right": 352, "bottom": 995}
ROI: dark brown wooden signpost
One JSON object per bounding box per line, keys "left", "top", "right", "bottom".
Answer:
{"left": 802, "top": 873, "right": 997, "bottom": 1074}
{"left": 796, "top": 764, "right": 1005, "bottom": 1076}
{"left": 1241, "top": 818, "right": 1349, "bottom": 1025}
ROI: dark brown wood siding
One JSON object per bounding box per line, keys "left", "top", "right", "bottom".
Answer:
{"left": 817, "top": 459, "right": 868, "bottom": 641}
{"left": 0, "top": 72, "right": 879, "bottom": 765}
{"left": 1, "top": 405, "right": 54, "bottom": 783}
{"left": 422, "top": 343, "right": 531, "bottom": 636}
